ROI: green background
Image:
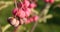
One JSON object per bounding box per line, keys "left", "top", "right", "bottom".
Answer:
{"left": 0, "top": 0, "right": 60, "bottom": 32}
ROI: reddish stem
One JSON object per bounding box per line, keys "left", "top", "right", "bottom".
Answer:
{"left": 14, "top": 0, "right": 17, "bottom": 8}
{"left": 13, "top": 26, "right": 19, "bottom": 32}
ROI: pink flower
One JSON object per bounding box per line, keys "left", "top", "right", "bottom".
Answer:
{"left": 16, "top": 9, "right": 25, "bottom": 18}
{"left": 23, "top": 0, "right": 30, "bottom": 7}
{"left": 20, "top": 19, "right": 24, "bottom": 25}
{"left": 28, "top": 3, "right": 37, "bottom": 8}
{"left": 49, "top": 0, "right": 54, "bottom": 4}
{"left": 24, "top": 8, "right": 31, "bottom": 17}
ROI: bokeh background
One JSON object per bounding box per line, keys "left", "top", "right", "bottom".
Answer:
{"left": 0, "top": 0, "right": 60, "bottom": 32}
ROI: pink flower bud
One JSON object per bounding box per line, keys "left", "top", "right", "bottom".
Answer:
{"left": 12, "top": 8, "right": 18, "bottom": 15}
{"left": 11, "top": 18, "right": 17, "bottom": 25}
{"left": 7, "top": 17, "right": 16, "bottom": 25}
{"left": 24, "top": 8, "right": 31, "bottom": 17}
{"left": 49, "top": 0, "right": 54, "bottom": 4}
{"left": 20, "top": 19, "right": 24, "bottom": 25}
{"left": 16, "top": 9, "right": 25, "bottom": 18}
{"left": 23, "top": 0, "right": 30, "bottom": 7}
{"left": 14, "top": 20, "right": 19, "bottom": 27}
{"left": 7, "top": 17, "right": 20, "bottom": 27}
{"left": 25, "top": 19, "right": 30, "bottom": 24}
{"left": 29, "top": 3, "right": 37, "bottom": 8}
{"left": 33, "top": 16, "right": 39, "bottom": 22}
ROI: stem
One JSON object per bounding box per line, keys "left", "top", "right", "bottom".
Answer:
{"left": 13, "top": 27, "right": 18, "bottom": 32}
{"left": 2, "top": 24, "right": 11, "bottom": 32}
{"left": 29, "top": 11, "right": 42, "bottom": 32}
{"left": 43, "top": 4, "right": 51, "bottom": 23}
{"left": 14, "top": 0, "right": 18, "bottom": 18}
{"left": 14, "top": 0, "right": 17, "bottom": 8}
{"left": 13, "top": 26, "right": 20, "bottom": 32}
{"left": 30, "top": 4, "right": 51, "bottom": 32}
{"left": 0, "top": 25, "right": 2, "bottom": 32}
{"left": 30, "top": 21, "right": 38, "bottom": 32}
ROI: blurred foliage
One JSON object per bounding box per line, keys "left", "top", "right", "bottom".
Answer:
{"left": 0, "top": 0, "right": 60, "bottom": 32}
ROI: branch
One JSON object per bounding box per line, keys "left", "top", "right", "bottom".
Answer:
{"left": 2, "top": 24, "right": 11, "bottom": 32}
{"left": 14, "top": 0, "right": 17, "bottom": 8}
{"left": 30, "top": 4, "right": 51, "bottom": 32}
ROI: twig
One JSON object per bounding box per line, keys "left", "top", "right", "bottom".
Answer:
{"left": 0, "top": 24, "right": 2, "bottom": 32}
{"left": 2, "top": 24, "right": 11, "bottom": 32}
{"left": 14, "top": 0, "right": 17, "bottom": 8}
{"left": 30, "top": 4, "right": 51, "bottom": 32}
{"left": 30, "top": 21, "right": 38, "bottom": 32}
{"left": 13, "top": 26, "right": 19, "bottom": 32}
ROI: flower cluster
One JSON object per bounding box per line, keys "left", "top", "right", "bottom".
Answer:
{"left": 7, "top": 0, "right": 38, "bottom": 27}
